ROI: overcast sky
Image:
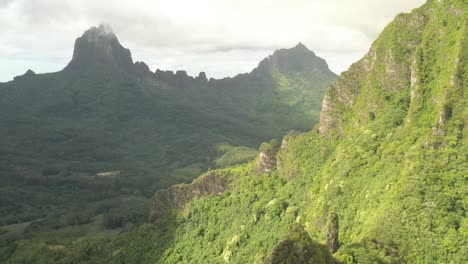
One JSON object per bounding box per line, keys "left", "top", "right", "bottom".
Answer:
{"left": 0, "top": 0, "right": 426, "bottom": 82}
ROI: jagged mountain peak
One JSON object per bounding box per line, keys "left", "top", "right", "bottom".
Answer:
{"left": 81, "top": 24, "right": 118, "bottom": 43}
{"left": 64, "top": 24, "right": 133, "bottom": 71}
{"left": 13, "top": 69, "right": 36, "bottom": 81}
{"left": 24, "top": 69, "right": 36, "bottom": 76}
{"left": 291, "top": 42, "right": 314, "bottom": 53}
{"left": 254, "top": 43, "right": 335, "bottom": 77}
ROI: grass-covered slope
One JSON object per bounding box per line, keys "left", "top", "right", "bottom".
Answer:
{"left": 126, "top": 0, "right": 465, "bottom": 263}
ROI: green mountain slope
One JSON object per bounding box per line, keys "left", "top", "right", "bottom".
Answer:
{"left": 51, "top": 0, "right": 465, "bottom": 263}
{"left": 0, "top": 24, "right": 335, "bottom": 250}
{"left": 2, "top": 0, "right": 466, "bottom": 263}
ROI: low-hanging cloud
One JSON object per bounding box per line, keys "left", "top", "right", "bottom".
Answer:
{"left": 0, "top": 0, "right": 426, "bottom": 81}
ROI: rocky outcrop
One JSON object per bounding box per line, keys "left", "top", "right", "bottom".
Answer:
{"left": 326, "top": 212, "right": 340, "bottom": 253}
{"left": 195, "top": 72, "right": 208, "bottom": 85}
{"left": 255, "top": 131, "right": 304, "bottom": 177}
{"left": 276, "top": 131, "right": 303, "bottom": 179}
{"left": 133, "top": 61, "right": 151, "bottom": 76}
{"left": 432, "top": 105, "right": 453, "bottom": 137}
{"left": 13, "top": 69, "right": 36, "bottom": 81}
{"left": 154, "top": 69, "right": 175, "bottom": 82}
{"left": 319, "top": 9, "right": 429, "bottom": 138}
{"left": 149, "top": 171, "right": 230, "bottom": 225}
{"left": 265, "top": 225, "right": 338, "bottom": 264}
{"left": 154, "top": 69, "right": 207, "bottom": 88}
{"left": 64, "top": 24, "right": 133, "bottom": 71}
{"left": 23, "top": 69, "right": 36, "bottom": 77}
{"left": 280, "top": 130, "right": 303, "bottom": 149}
{"left": 253, "top": 43, "right": 337, "bottom": 78}
{"left": 255, "top": 139, "right": 280, "bottom": 174}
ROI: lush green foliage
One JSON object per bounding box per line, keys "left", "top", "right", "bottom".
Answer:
{"left": 93, "top": 1, "right": 466, "bottom": 263}
{"left": 213, "top": 144, "right": 258, "bottom": 168}
{"left": 0, "top": 31, "right": 335, "bottom": 261}
{"left": 1, "top": 0, "right": 466, "bottom": 263}
{"left": 265, "top": 224, "right": 337, "bottom": 264}
{"left": 0, "top": 44, "right": 334, "bottom": 223}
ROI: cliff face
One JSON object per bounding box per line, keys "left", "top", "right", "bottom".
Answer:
{"left": 319, "top": 5, "right": 431, "bottom": 137}
{"left": 149, "top": 172, "right": 230, "bottom": 224}
{"left": 293, "top": 0, "right": 467, "bottom": 261}
{"left": 254, "top": 139, "right": 281, "bottom": 174}
{"left": 142, "top": 1, "right": 466, "bottom": 263}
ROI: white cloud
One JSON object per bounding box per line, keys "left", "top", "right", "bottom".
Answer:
{"left": 0, "top": 0, "right": 426, "bottom": 81}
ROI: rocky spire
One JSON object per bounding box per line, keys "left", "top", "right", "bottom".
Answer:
{"left": 64, "top": 24, "right": 133, "bottom": 71}
{"left": 195, "top": 72, "right": 208, "bottom": 84}
{"left": 13, "top": 69, "right": 36, "bottom": 81}
{"left": 253, "top": 43, "right": 336, "bottom": 77}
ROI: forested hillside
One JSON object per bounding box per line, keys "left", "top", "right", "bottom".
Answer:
{"left": 0, "top": 22, "right": 336, "bottom": 262}
{"left": 1, "top": 0, "right": 466, "bottom": 263}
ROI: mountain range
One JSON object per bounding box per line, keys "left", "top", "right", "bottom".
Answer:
{"left": 0, "top": 0, "right": 466, "bottom": 263}
{"left": 0, "top": 20, "right": 336, "bottom": 246}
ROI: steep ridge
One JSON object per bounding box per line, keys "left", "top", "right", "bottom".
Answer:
{"left": 280, "top": 0, "right": 467, "bottom": 262}
{"left": 308, "top": 0, "right": 467, "bottom": 260}
{"left": 2, "top": 0, "right": 465, "bottom": 263}
{"left": 131, "top": 0, "right": 466, "bottom": 263}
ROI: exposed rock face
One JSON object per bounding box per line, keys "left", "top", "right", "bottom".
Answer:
{"left": 280, "top": 130, "right": 303, "bottom": 149}
{"left": 276, "top": 131, "right": 303, "bottom": 179}
{"left": 318, "top": 48, "right": 376, "bottom": 137}
{"left": 149, "top": 172, "right": 230, "bottom": 224}
{"left": 256, "top": 152, "right": 276, "bottom": 173}
{"left": 326, "top": 212, "right": 340, "bottom": 253}
{"left": 256, "top": 132, "right": 304, "bottom": 177}
{"left": 255, "top": 139, "right": 280, "bottom": 174}
{"left": 64, "top": 24, "right": 133, "bottom": 71}
{"left": 265, "top": 225, "right": 338, "bottom": 264}
{"left": 318, "top": 10, "right": 430, "bottom": 137}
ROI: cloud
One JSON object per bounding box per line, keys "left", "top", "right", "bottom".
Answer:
{"left": 0, "top": 0, "right": 426, "bottom": 81}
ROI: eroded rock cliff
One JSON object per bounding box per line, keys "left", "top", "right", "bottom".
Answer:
{"left": 149, "top": 171, "right": 230, "bottom": 224}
